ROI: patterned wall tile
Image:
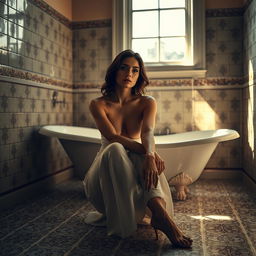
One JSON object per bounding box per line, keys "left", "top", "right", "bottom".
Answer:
{"left": 73, "top": 25, "right": 112, "bottom": 84}
{"left": 206, "top": 16, "right": 243, "bottom": 77}
{"left": 0, "top": 80, "right": 73, "bottom": 195}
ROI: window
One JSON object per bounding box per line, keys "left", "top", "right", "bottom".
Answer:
{"left": 112, "top": 0, "right": 206, "bottom": 78}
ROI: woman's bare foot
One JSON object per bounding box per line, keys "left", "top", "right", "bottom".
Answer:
{"left": 148, "top": 197, "right": 192, "bottom": 248}
{"left": 151, "top": 214, "right": 192, "bottom": 248}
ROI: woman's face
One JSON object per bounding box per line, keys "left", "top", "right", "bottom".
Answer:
{"left": 115, "top": 57, "right": 140, "bottom": 89}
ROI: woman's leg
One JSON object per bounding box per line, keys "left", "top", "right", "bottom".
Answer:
{"left": 128, "top": 152, "right": 192, "bottom": 247}
{"left": 147, "top": 197, "right": 192, "bottom": 248}
{"left": 97, "top": 142, "right": 145, "bottom": 238}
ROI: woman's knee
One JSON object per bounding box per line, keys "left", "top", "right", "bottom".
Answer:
{"left": 106, "top": 142, "right": 126, "bottom": 155}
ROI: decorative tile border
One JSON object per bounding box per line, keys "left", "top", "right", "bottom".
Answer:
{"left": 150, "top": 79, "right": 192, "bottom": 87}
{"left": 30, "top": 0, "right": 71, "bottom": 28}
{"left": 194, "top": 77, "right": 245, "bottom": 86}
{"left": 206, "top": 8, "right": 244, "bottom": 17}
{"left": 72, "top": 19, "right": 112, "bottom": 30}
{"left": 73, "top": 83, "right": 103, "bottom": 89}
{"left": 0, "top": 64, "right": 247, "bottom": 90}
{"left": 73, "top": 77, "right": 245, "bottom": 90}
{"left": 243, "top": 75, "right": 256, "bottom": 87}
{"left": 0, "top": 66, "right": 72, "bottom": 89}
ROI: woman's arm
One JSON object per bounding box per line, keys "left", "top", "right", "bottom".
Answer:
{"left": 141, "top": 96, "right": 165, "bottom": 190}
{"left": 89, "top": 99, "right": 145, "bottom": 154}
{"left": 140, "top": 96, "right": 157, "bottom": 155}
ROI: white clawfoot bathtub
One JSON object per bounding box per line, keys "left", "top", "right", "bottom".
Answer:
{"left": 39, "top": 125, "right": 239, "bottom": 199}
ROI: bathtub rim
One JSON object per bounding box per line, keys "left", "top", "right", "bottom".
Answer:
{"left": 39, "top": 125, "right": 240, "bottom": 148}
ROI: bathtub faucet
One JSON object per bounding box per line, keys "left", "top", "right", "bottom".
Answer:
{"left": 155, "top": 127, "right": 174, "bottom": 135}
{"left": 52, "top": 90, "right": 66, "bottom": 107}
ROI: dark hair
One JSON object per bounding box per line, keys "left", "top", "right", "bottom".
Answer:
{"left": 101, "top": 50, "right": 149, "bottom": 96}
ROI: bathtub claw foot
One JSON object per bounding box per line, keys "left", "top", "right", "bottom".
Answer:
{"left": 169, "top": 172, "right": 193, "bottom": 201}
{"left": 175, "top": 185, "right": 188, "bottom": 200}
{"left": 184, "top": 185, "right": 189, "bottom": 193}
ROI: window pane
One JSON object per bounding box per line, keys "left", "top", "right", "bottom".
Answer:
{"left": 133, "top": 11, "right": 158, "bottom": 38}
{"left": 160, "top": 0, "right": 185, "bottom": 8}
{"left": 160, "top": 10, "right": 185, "bottom": 36}
{"left": 132, "top": 0, "right": 158, "bottom": 10}
{"left": 132, "top": 38, "right": 158, "bottom": 62}
{"left": 160, "top": 37, "right": 186, "bottom": 61}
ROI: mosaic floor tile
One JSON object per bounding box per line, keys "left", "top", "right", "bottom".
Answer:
{"left": 205, "top": 231, "right": 247, "bottom": 245}
{"left": 206, "top": 245, "right": 253, "bottom": 256}
{"left": 0, "top": 179, "right": 256, "bottom": 256}
{"left": 0, "top": 242, "right": 23, "bottom": 256}
{"left": 38, "top": 232, "right": 80, "bottom": 250}
{"left": 161, "top": 247, "right": 203, "bottom": 256}
{"left": 204, "top": 222, "right": 241, "bottom": 234}
{"left": 54, "top": 215, "right": 92, "bottom": 238}
{"left": 78, "top": 226, "right": 121, "bottom": 253}
{"left": 3, "top": 229, "right": 42, "bottom": 249}
{"left": 0, "top": 219, "right": 10, "bottom": 239}
{"left": 69, "top": 247, "right": 104, "bottom": 256}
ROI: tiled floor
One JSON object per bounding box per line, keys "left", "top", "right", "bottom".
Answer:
{"left": 0, "top": 179, "right": 256, "bottom": 256}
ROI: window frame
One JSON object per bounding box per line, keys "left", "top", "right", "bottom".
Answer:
{"left": 112, "top": 0, "right": 206, "bottom": 78}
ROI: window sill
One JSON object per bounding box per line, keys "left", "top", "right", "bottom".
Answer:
{"left": 146, "top": 69, "right": 207, "bottom": 79}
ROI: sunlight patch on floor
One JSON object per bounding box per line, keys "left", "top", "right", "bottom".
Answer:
{"left": 190, "top": 215, "right": 233, "bottom": 221}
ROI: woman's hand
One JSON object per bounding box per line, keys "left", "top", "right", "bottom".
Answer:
{"left": 143, "top": 153, "right": 159, "bottom": 191}
{"left": 154, "top": 152, "right": 165, "bottom": 175}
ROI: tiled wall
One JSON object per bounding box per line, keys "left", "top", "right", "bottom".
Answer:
{"left": 206, "top": 13, "right": 243, "bottom": 77}
{"left": 0, "top": 0, "right": 250, "bottom": 196}
{"left": 243, "top": 0, "right": 256, "bottom": 182}
{"left": 0, "top": 81, "right": 73, "bottom": 194}
{"left": 72, "top": 23, "right": 112, "bottom": 84}
{"left": 0, "top": 0, "right": 73, "bottom": 195}
{"left": 72, "top": 10, "right": 244, "bottom": 170}
{"left": 72, "top": 20, "right": 112, "bottom": 126}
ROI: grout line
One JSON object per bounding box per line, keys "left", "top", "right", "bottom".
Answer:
{"left": 0, "top": 195, "right": 82, "bottom": 241}
{"left": 16, "top": 203, "right": 89, "bottom": 256}
{"left": 198, "top": 190, "right": 208, "bottom": 256}
{"left": 0, "top": 199, "right": 47, "bottom": 221}
{"left": 220, "top": 183, "right": 256, "bottom": 256}
{"left": 64, "top": 227, "right": 95, "bottom": 256}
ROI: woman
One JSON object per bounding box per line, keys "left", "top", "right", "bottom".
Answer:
{"left": 83, "top": 50, "right": 192, "bottom": 248}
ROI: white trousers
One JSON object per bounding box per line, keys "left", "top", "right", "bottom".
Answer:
{"left": 83, "top": 142, "right": 174, "bottom": 238}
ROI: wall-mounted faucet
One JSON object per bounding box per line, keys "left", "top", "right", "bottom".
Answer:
{"left": 52, "top": 90, "right": 66, "bottom": 107}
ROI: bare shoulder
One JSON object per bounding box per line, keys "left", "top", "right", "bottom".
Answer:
{"left": 90, "top": 96, "right": 106, "bottom": 105}
{"left": 140, "top": 95, "right": 156, "bottom": 105}
{"left": 89, "top": 96, "right": 107, "bottom": 111}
